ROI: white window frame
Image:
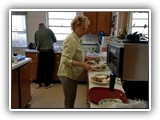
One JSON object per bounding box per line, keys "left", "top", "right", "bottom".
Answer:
{"left": 47, "top": 12, "right": 76, "bottom": 41}
{"left": 129, "top": 12, "right": 149, "bottom": 38}
{"left": 11, "top": 12, "right": 28, "bottom": 47}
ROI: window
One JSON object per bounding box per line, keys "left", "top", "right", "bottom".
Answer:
{"left": 12, "top": 13, "right": 27, "bottom": 47}
{"left": 131, "top": 12, "right": 149, "bottom": 37}
{"left": 48, "top": 12, "right": 76, "bottom": 41}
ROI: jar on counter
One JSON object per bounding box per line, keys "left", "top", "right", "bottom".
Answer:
{"left": 13, "top": 53, "right": 18, "bottom": 64}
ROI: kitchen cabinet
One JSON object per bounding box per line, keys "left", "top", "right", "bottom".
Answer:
{"left": 19, "top": 63, "right": 31, "bottom": 108}
{"left": 84, "top": 12, "right": 98, "bottom": 34}
{"left": 82, "top": 70, "right": 88, "bottom": 82}
{"left": 25, "top": 52, "right": 38, "bottom": 81}
{"left": 53, "top": 53, "right": 61, "bottom": 81}
{"left": 84, "top": 12, "right": 112, "bottom": 35}
{"left": 11, "top": 60, "right": 31, "bottom": 108}
{"left": 97, "top": 12, "right": 112, "bottom": 35}
{"left": 11, "top": 69, "right": 19, "bottom": 108}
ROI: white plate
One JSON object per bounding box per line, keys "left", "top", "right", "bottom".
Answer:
{"left": 90, "top": 64, "right": 107, "bottom": 71}
{"left": 90, "top": 75, "right": 110, "bottom": 85}
{"left": 98, "top": 99, "right": 123, "bottom": 108}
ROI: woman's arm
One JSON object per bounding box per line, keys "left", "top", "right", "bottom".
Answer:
{"left": 72, "top": 60, "right": 90, "bottom": 70}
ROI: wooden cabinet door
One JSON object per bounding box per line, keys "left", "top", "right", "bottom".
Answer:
{"left": 84, "top": 12, "right": 112, "bottom": 35}
{"left": 84, "top": 12, "right": 98, "bottom": 34}
{"left": 19, "top": 63, "right": 31, "bottom": 108}
{"left": 25, "top": 52, "right": 38, "bottom": 80}
{"left": 53, "top": 53, "right": 61, "bottom": 81}
{"left": 11, "top": 69, "right": 19, "bottom": 109}
{"left": 97, "top": 12, "right": 112, "bottom": 35}
{"left": 30, "top": 60, "right": 38, "bottom": 80}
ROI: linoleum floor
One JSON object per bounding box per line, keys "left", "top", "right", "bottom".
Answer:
{"left": 28, "top": 82, "right": 89, "bottom": 109}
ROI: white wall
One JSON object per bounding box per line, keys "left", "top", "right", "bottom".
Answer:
{"left": 27, "top": 11, "right": 46, "bottom": 43}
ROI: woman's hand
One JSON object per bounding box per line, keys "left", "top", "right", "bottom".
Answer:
{"left": 83, "top": 62, "right": 90, "bottom": 70}
{"left": 94, "top": 57, "right": 100, "bottom": 63}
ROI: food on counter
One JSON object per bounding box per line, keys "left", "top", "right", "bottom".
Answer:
{"left": 90, "top": 63, "right": 107, "bottom": 71}
{"left": 91, "top": 74, "right": 110, "bottom": 84}
{"left": 86, "top": 60, "right": 96, "bottom": 65}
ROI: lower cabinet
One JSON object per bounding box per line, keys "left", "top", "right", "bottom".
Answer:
{"left": 79, "top": 70, "right": 88, "bottom": 83}
{"left": 25, "top": 52, "right": 38, "bottom": 81}
{"left": 11, "top": 69, "right": 19, "bottom": 108}
{"left": 11, "top": 62, "right": 31, "bottom": 109}
{"left": 19, "top": 63, "right": 31, "bottom": 108}
{"left": 53, "top": 53, "right": 61, "bottom": 81}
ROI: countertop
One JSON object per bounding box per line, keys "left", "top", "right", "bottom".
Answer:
{"left": 25, "top": 49, "right": 39, "bottom": 53}
{"left": 25, "top": 49, "right": 62, "bottom": 53}
{"left": 12, "top": 58, "right": 32, "bottom": 70}
{"left": 88, "top": 68, "right": 124, "bottom": 108}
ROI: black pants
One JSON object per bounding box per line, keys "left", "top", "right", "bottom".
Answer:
{"left": 36, "top": 50, "right": 54, "bottom": 86}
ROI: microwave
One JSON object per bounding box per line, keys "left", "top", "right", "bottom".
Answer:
{"left": 107, "top": 40, "right": 149, "bottom": 100}
{"left": 107, "top": 42, "right": 124, "bottom": 77}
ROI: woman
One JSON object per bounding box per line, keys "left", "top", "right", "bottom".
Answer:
{"left": 57, "top": 15, "right": 90, "bottom": 108}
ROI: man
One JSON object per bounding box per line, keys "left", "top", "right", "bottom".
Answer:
{"left": 35, "top": 23, "right": 57, "bottom": 89}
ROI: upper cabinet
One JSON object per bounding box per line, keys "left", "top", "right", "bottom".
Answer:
{"left": 84, "top": 12, "right": 98, "bottom": 34}
{"left": 97, "top": 12, "right": 112, "bottom": 35}
{"left": 84, "top": 12, "right": 112, "bottom": 35}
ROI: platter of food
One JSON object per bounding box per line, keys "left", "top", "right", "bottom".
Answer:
{"left": 90, "top": 64, "right": 107, "bottom": 71}
{"left": 86, "top": 60, "right": 96, "bottom": 65}
{"left": 90, "top": 74, "right": 110, "bottom": 85}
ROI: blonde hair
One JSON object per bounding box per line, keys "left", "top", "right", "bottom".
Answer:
{"left": 71, "top": 15, "right": 90, "bottom": 31}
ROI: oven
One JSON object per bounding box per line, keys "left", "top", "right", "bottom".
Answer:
{"left": 107, "top": 40, "right": 149, "bottom": 100}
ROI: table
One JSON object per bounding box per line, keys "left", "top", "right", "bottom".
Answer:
{"left": 88, "top": 69, "right": 124, "bottom": 108}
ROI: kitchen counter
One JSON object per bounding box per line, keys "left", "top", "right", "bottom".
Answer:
{"left": 25, "top": 49, "right": 62, "bottom": 53}
{"left": 12, "top": 58, "right": 32, "bottom": 70}
{"left": 24, "top": 49, "right": 39, "bottom": 53}
{"left": 88, "top": 68, "right": 124, "bottom": 108}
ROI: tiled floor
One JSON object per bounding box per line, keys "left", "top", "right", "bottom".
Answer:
{"left": 28, "top": 82, "right": 90, "bottom": 109}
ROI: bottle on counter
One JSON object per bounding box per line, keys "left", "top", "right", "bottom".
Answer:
{"left": 13, "top": 53, "right": 18, "bottom": 64}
